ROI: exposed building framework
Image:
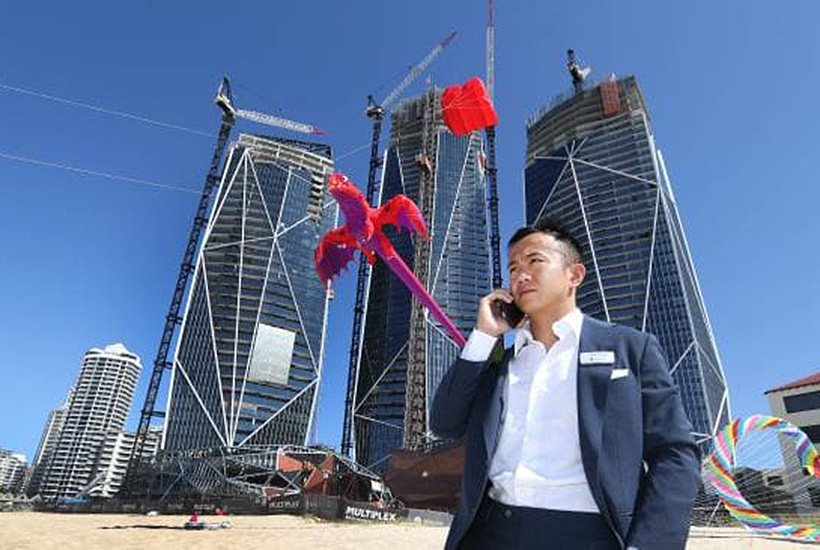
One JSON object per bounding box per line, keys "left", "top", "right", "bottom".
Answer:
{"left": 126, "top": 444, "right": 382, "bottom": 504}
{"left": 343, "top": 32, "right": 456, "bottom": 458}
{"left": 348, "top": 93, "right": 492, "bottom": 471}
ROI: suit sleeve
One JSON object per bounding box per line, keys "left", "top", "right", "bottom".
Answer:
{"left": 626, "top": 334, "right": 701, "bottom": 550}
{"left": 429, "top": 355, "right": 491, "bottom": 440}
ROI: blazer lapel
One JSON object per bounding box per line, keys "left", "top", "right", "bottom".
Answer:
{"left": 576, "top": 316, "right": 615, "bottom": 514}
{"left": 483, "top": 348, "right": 512, "bottom": 462}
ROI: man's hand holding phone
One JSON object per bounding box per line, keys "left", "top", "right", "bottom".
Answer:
{"left": 476, "top": 289, "right": 525, "bottom": 337}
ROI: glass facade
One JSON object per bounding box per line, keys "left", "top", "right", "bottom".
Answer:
{"left": 348, "top": 93, "right": 492, "bottom": 470}
{"left": 163, "top": 134, "right": 335, "bottom": 452}
{"left": 524, "top": 76, "right": 730, "bottom": 450}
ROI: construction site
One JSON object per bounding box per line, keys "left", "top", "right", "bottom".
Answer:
{"left": 23, "top": 1, "right": 754, "bottom": 532}
{"left": 53, "top": 0, "right": 497, "bottom": 520}
{"left": 4, "top": 1, "right": 816, "bottom": 548}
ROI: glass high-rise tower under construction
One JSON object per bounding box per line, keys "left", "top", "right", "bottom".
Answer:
{"left": 162, "top": 134, "right": 335, "bottom": 452}
{"left": 524, "top": 75, "right": 729, "bottom": 447}
{"left": 344, "top": 91, "right": 492, "bottom": 471}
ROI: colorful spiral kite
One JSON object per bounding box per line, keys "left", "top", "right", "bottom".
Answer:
{"left": 704, "top": 414, "right": 820, "bottom": 539}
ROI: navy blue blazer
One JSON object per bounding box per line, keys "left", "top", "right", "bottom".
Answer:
{"left": 430, "top": 316, "right": 700, "bottom": 550}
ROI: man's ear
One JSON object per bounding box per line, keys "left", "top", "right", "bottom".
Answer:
{"left": 569, "top": 262, "right": 586, "bottom": 289}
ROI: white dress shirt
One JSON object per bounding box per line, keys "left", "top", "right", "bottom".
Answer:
{"left": 460, "top": 308, "right": 600, "bottom": 512}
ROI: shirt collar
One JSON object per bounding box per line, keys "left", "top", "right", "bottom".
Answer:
{"left": 514, "top": 308, "right": 584, "bottom": 356}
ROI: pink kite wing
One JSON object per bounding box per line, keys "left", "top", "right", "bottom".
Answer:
{"left": 314, "top": 227, "right": 358, "bottom": 287}
{"left": 441, "top": 77, "right": 499, "bottom": 136}
{"left": 317, "top": 171, "right": 466, "bottom": 347}
{"left": 376, "top": 195, "right": 428, "bottom": 239}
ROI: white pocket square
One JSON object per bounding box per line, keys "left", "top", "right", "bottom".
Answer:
{"left": 610, "top": 368, "right": 630, "bottom": 380}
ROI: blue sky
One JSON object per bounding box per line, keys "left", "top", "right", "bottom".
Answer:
{"left": 1, "top": 0, "right": 818, "bottom": 461}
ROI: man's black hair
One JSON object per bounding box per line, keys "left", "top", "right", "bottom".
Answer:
{"left": 507, "top": 217, "right": 584, "bottom": 265}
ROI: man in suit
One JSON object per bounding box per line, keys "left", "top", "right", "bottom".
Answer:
{"left": 430, "top": 217, "right": 700, "bottom": 549}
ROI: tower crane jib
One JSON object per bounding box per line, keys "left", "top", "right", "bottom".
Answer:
{"left": 378, "top": 31, "right": 457, "bottom": 115}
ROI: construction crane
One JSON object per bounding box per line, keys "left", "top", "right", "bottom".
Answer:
{"left": 567, "top": 49, "right": 591, "bottom": 94}
{"left": 485, "top": 0, "right": 502, "bottom": 290}
{"left": 341, "top": 31, "right": 456, "bottom": 458}
{"left": 486, "top": 0, "right": 495, "bottom": 102}
{"left": 362, "top": 31, "right": 456, "bottom": 192}
{"left": 364, "top": 31, "right": 456, "bottom": 125}
{"left": 216, "top": 77, "right": 325, "bottom": 135}
{"left": 125, "top": 75, "right": 323, "bottom": 490}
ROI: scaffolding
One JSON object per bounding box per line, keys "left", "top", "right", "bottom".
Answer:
{"left": 123, "top": 444, "right": 385, "bottom": 505}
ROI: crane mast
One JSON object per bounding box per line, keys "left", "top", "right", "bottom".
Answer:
{"left": 486, "top": 0, "right": 495, "bottom": 101}
{"left": 485, "top": 0, "right": 502, "bottom": 289}
{"left": 125, "top": 94, "right": 234, "bottom": 489}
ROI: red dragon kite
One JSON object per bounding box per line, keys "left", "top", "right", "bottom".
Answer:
{"left": 314, "top": 173, "right": 466, "bottom": 347}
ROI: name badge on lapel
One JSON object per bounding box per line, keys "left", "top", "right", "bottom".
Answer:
{"left": 579, "top": 351, "right": 615, "bottom": 365}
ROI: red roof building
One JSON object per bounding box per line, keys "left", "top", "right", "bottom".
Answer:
{"left": 766, "top": 369, "right": 820, "bottom": 445}
{"left": 766, "top": 371, "right": 820, "bottom": 395}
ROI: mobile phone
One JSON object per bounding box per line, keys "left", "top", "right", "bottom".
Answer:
{"left": 492, "top": 298, "right": 525, "bottom": 328}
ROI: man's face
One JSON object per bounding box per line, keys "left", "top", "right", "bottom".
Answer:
{"left": 507, "top": 233, "right": 585, "bottom": 316}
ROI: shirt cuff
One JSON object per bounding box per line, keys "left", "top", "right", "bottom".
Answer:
{"left": 459, "top": 329, "right": 498, "bottom": 362}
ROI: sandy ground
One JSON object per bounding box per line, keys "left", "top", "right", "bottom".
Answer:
{"left": 0, "top": 512, "right": 812, "bottom": 549}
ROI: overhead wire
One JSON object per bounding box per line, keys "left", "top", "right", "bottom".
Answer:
{"left": 0, "top": 78, "right": 392, "bottom": 160}
{"left": 0, "top": 59, "right": 483, "bottom": 182}
{"left": 0, "top": 151, "right": 202, "bottom": 195}
{"left": 0, "top": 130, "right": 385, "bottom": 198}
{"left": 0, "top": 78, "right": 393, "bottom": 196}
{"left": 0, "top": 143, "right": 386, "bottom": 262}
{"left": 0, "top": 78, "right": 419, "bottom": 202}
{"left": 0, "top": 82, "right": 215, "bottom": 138}
{"left": 233, "top": 81, "right": 285, "bottom": 115}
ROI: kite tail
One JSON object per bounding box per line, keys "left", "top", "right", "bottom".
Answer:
{"left": 382, "top": 253, "right": 467, "bottom": 347}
